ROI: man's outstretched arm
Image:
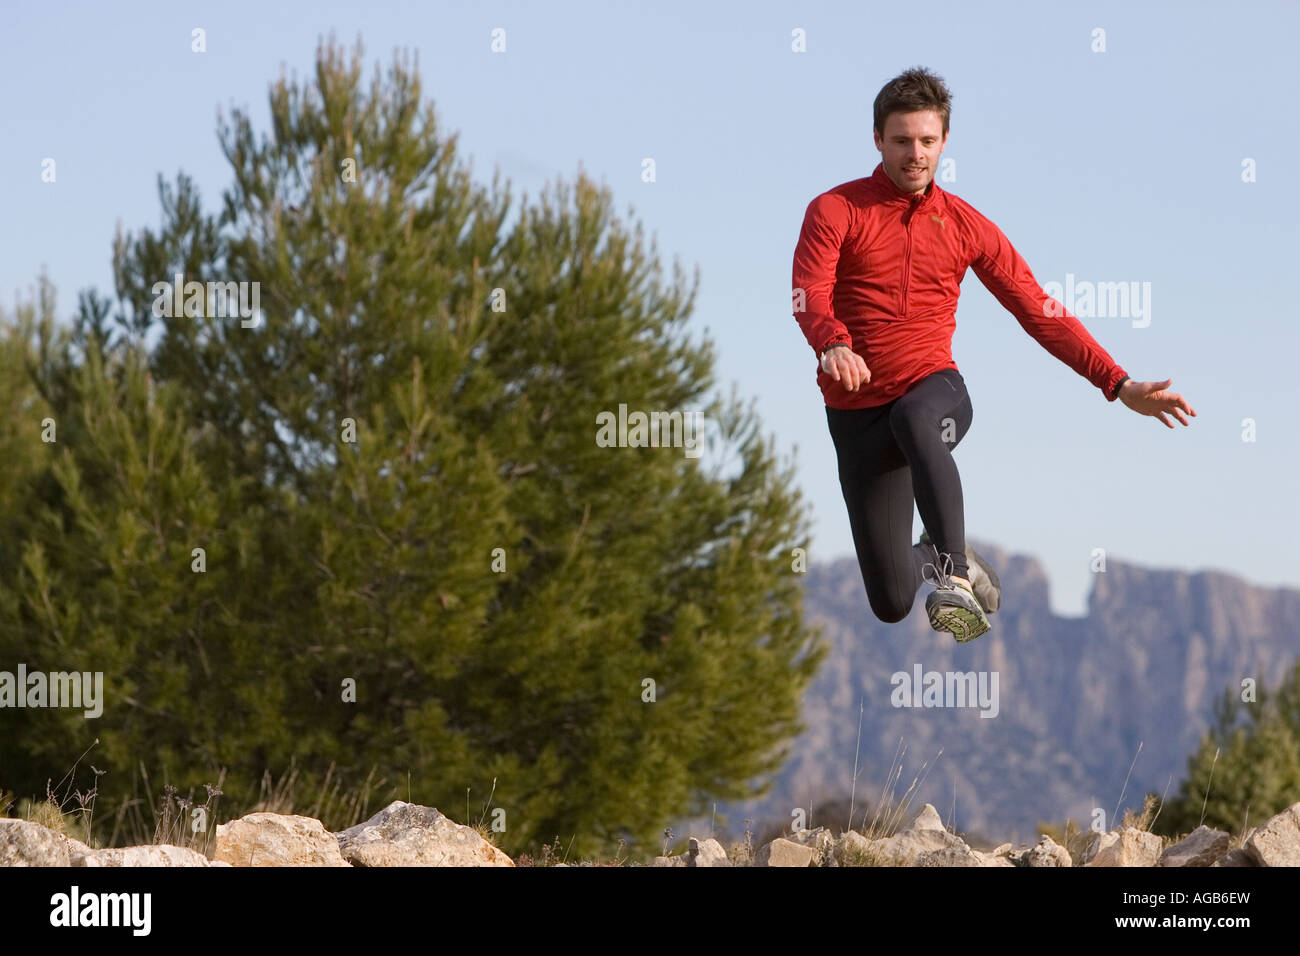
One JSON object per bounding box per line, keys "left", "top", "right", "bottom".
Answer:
{"left": 966, "top": 211, "right": 1130, "bottom": 401}
{"left": 967, "top": 212, "right": 1195, "bottom": 425}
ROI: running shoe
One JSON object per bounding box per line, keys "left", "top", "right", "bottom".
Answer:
{"left": 919, "top": 528, "right": 1001, "bottom": 614}
{"left": 922, "top": 548, "right": 991, "bottom": 643}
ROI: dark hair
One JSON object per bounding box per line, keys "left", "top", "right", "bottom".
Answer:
{"left": 873, "top": 67, "right": 952, "bottom": 136}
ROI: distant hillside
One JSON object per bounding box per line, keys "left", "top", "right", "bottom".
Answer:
{"left": 675, "top": 541, "right": 1300, "bottom": 848}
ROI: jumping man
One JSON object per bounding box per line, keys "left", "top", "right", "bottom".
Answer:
{"left": 791, "top": 67, "right": 1196, "bottom": 642}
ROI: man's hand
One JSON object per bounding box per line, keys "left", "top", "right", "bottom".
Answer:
{"left": 821, "top": 345, "right": 871, "bottom": 391}
{"left": 1119, "top": 377, "right": 1196, "bottom": 428}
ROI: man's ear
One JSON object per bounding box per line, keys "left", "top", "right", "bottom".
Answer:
{"left": 872, "top": 128, "right": 883, "bottom": 151}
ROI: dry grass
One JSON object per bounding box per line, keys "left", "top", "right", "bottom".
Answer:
{"left": 1, "top": 746, "right": 544, "bottom": 862}
{"left": 1, "top": 734, "right": 1252, "bottom": 867}
{"left": 2, "top": 744, "right": 399, "bottom": 857}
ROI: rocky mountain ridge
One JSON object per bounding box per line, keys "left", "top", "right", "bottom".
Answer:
{"left": 681, "top": 540, "right": 1300, "bottom": 846}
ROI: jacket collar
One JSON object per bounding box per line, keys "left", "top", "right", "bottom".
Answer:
{"left": 870, "top": 162, "right": 942, "bottom": 208}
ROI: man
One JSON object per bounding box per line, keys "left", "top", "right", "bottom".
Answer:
{"left": 791, "top": 67, "right": 1195, "bottom": 642}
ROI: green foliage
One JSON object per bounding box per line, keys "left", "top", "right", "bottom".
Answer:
{"left": 0, "top": 36, "right": 827, "bottom": 859}
{"left": 1150, "top": 660, "right": 1300, "bottom": 839}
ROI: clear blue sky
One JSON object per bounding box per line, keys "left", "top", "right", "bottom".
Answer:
{"left": 3, "top": 0, "right": 1296, "bottom": 615}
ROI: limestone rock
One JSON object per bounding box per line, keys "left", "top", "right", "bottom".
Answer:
{"left": 335, "top": 801, "right": 513, "bottom": 867}
{"left": 910, "top": 804, "right": 947, "bottom": 831}
{"left": 1084, "top": 827, "right": 1162, "bottom": 867}
{"left": 1244, "top": 801, "right": 1300, "bottom": 866}
{"left": 916, "top": 846, "right": 983, "bottom": 866}
{"left": 785, "top": 827, "right": 836, "bottom": 866}
{"left": 1077, "top": 830, "right": 1111, "bottom": 865}
{"left": 754, "top": 838, "right": 816, "bottom": 867}
{"left": 1020, "top": 834, "right": 1071, "bottom": 867}
{"left": 0, "top": 820, "right": 90, "bottom": 866}
{"left": 216, "top": 812, "right": 350, "bottom": 867}
{"left": 970, "top": 842, "right": 1017, "bottom": 867}
{"left": 77, "top": 845, "right": 214, "bottom": 867}
{"left": 830, "top": 804, "right": 972, "bottom": 867}
{"left": 971, "top": 849, "right": 1016, "bottom": 867}
{"left": 686, "top": 837, "right": 730, "bottom": 867}
{"left": 866, "top": 822, "right": 968, "bottom": 866}
{"left": 1158, "top": 826, "right": 1230, "bottom": 867}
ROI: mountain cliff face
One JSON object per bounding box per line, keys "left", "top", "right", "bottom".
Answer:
{"left": 684, "top": 541, "right": 1300, "bottom": 847}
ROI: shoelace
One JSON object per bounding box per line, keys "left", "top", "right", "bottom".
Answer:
{"left": 922, "top": 549, "right": 956, "bottom": 590}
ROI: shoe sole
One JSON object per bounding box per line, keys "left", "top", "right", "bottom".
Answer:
{"left": 927, "top": 592, "right": 991, "bottom": 643}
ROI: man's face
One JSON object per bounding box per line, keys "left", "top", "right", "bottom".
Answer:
{"left": 873, "top": 109, "right": 948, "bottom": 195}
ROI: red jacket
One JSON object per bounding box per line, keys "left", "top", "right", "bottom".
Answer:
{"left": 792, "top": 163, "right": 1129, "bottom": 409}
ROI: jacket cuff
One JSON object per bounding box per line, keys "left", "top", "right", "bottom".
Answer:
{"left": 1108, "top": 370, "right": 1131, "bottom": 401}
{"left": 818, "top": 335, "right": 851, "bottom": 355}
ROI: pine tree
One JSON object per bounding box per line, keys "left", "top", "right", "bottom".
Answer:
{"left": 0, "top": 284, "right": 303, "bottom": 804}
{"left": 0, "top": 36, "right": 828, "bottom": 859}
{"left": 1149, "top": 661, "right": 1300, "bottom": 838}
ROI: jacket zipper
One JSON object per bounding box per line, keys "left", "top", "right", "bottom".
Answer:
{"left": 900, "top": 190, "right": 931, "bottom": 316}
{"left": 901, "top": 196, "right": 918, "bottom": 317}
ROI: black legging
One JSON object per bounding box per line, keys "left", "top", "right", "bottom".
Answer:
{"left": 825, "top": 367, "right": 973, "bottom": 623}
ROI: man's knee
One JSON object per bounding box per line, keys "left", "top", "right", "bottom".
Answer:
{"left": 869, "top": 592, "right": 912, "bottom": 624}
